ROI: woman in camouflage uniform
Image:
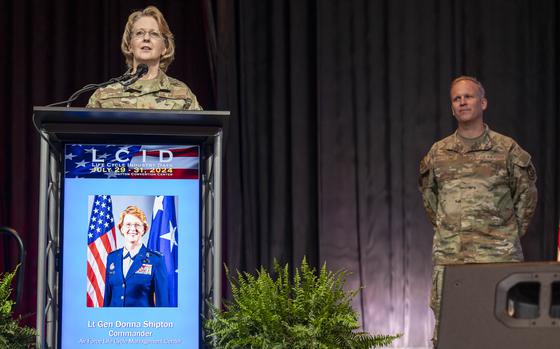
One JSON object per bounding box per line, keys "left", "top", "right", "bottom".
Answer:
{"left": 87, "top": 6, "right": 201, "bottom": 110}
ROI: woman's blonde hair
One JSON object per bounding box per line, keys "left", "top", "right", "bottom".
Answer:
{"left": 121, "top": 6, "right": 175, "bottom": 72}
{"left": 117, "top": 205, "right": 149, "bottom": 235}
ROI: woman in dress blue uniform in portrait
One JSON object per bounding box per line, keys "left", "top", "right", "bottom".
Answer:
{"left": 104, "top": 205, "right": 169, "bottom": 307}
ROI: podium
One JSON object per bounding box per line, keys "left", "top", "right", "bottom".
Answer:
{"left": 33, "top": 107, "right": 228, "bottom": 349}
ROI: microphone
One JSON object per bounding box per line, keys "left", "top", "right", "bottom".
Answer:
{"left": 121, "top": 64, "right": 148, "bottom": 86}
{"left": 47, "top": 64, "right": 151, "bottom": 107}
{"left": 136, "top": 64, "right": 149, "bottom": 77}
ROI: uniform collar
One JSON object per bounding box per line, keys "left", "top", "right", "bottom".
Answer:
{"left": 123, "top": 243, "right": 143, "bottom": 259}
{"left": 446, "top": 124, "right": 493, "bottom": 154}
{"left": 124, "top": 69, "right": 171, "bottom": 94}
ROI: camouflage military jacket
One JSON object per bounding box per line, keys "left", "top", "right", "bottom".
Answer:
{"left": 419, "top": 126, "right": 537, "bottom": 265}
{"left": 86, "top": 71, "right": 202, "bottom": 110}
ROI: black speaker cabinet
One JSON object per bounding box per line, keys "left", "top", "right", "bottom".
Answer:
{"left": 438, "top": 262, "right": 560, "bottom": 349}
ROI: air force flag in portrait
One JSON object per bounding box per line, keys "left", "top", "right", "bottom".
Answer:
{"left": 148, "top": 196, "right": 179, "bottom": 306}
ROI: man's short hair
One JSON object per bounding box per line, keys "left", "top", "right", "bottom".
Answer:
{"left": 450, "top": 76, "right": 486, "bottom": 98}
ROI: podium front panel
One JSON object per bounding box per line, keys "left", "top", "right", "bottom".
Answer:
{"left": 59, "top": 143, "right": 201, "bottom": 348}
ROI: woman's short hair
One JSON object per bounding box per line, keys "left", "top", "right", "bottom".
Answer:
{"left": 117, "top": 205, "right": 149, "bottom": 234}
{"left": 121, "top": 6, "right": 175, "bottom": 72}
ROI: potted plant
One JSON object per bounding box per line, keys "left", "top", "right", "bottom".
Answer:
{"left": 0, "top": 267, "right": 36, "bottom": 349}
{"left": 206, "top": 258, "right": 400, "bottom": 348}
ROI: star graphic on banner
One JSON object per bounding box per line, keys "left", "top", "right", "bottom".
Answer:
{"left": 160, "top": 221, "right": 178, "bottom": 252}
{"left": 84, "top": 147, "right": 96, "bottom": 153}
{"left": 65, "top": 153, "right": 76, "bottom": 160}
{"left": 152, "top": 196, "right": 164, "bottom": 219}
{"left": 76, "top": 160, "right": 88, "bottom": 168}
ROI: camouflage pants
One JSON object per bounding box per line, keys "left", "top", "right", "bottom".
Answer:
{"left": 430, "top": 265, "right": 445, "bottom": 348}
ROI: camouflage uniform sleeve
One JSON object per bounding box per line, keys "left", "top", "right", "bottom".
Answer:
{"left": 184, "top": 87, "right": 203, "bottom": 111}
{"left": 419, "top": 150, "right": 438, "bottom": 226}
{"left": 508, "top": 144, "right": 538, "bottom": 237}
{"left": 85, "top": 88, "right": 102, "bottom": 108}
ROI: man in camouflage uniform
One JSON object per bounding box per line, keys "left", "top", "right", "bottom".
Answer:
{"left": 419, "top": 76, "right": 538, "bottom": 346}
{"left": 86, "top": 70, "right": 201, "bottom": 110}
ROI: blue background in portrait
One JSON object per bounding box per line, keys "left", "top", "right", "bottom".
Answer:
{"left": 60, "top": 178, "right": 200, "bottom": 349}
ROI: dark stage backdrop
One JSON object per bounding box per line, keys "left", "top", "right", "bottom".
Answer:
{"left": 216, "top": 0, "right": 559, "bottom": 347}
{"left": 0, "top": 0, "right": 559, "bottom": 348}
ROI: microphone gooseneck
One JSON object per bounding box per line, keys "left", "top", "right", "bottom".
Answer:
{"left": 47, "top": 64, "right": 153, "bottom": 107}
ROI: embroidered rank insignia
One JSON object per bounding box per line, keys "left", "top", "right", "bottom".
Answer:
{"left": 136, "top": 264, "right": 153, "bottom": 275}
{"left": 110, "top": 263, "right": 115, "bottom": 271}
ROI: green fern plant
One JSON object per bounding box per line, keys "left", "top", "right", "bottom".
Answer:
{"left": 205, "top": 258, "right": 401, "bottom": 348}
{"left": 0, "top": 266, "right": 36, "bottom": 349}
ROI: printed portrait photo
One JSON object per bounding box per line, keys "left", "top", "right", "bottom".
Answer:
{"left": 86, "top": 195, "right": 179, "bottom": 308}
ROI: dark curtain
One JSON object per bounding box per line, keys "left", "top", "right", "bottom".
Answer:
{"left": 0, "top": 0, "right": 558, "bottom": 348}
{"left": 216, "top": 0, "right": 559, "bottom": 347}
{"left": 216, "top": 0, "right": 320, "bottom": 277}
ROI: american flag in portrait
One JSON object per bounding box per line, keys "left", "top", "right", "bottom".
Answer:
{"left": 86, "top": 195, "right": 117, "bottom": 307}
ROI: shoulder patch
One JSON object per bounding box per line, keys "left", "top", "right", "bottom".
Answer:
{"left": 526, "top": 165, "right": 536, "bottom": 181}
{"left": 511, "top": 144, "right": 531, "bottom": 167}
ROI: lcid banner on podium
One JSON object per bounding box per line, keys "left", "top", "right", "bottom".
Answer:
{"left": 61, "top": 144, "right": 201, "bottom": 348}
